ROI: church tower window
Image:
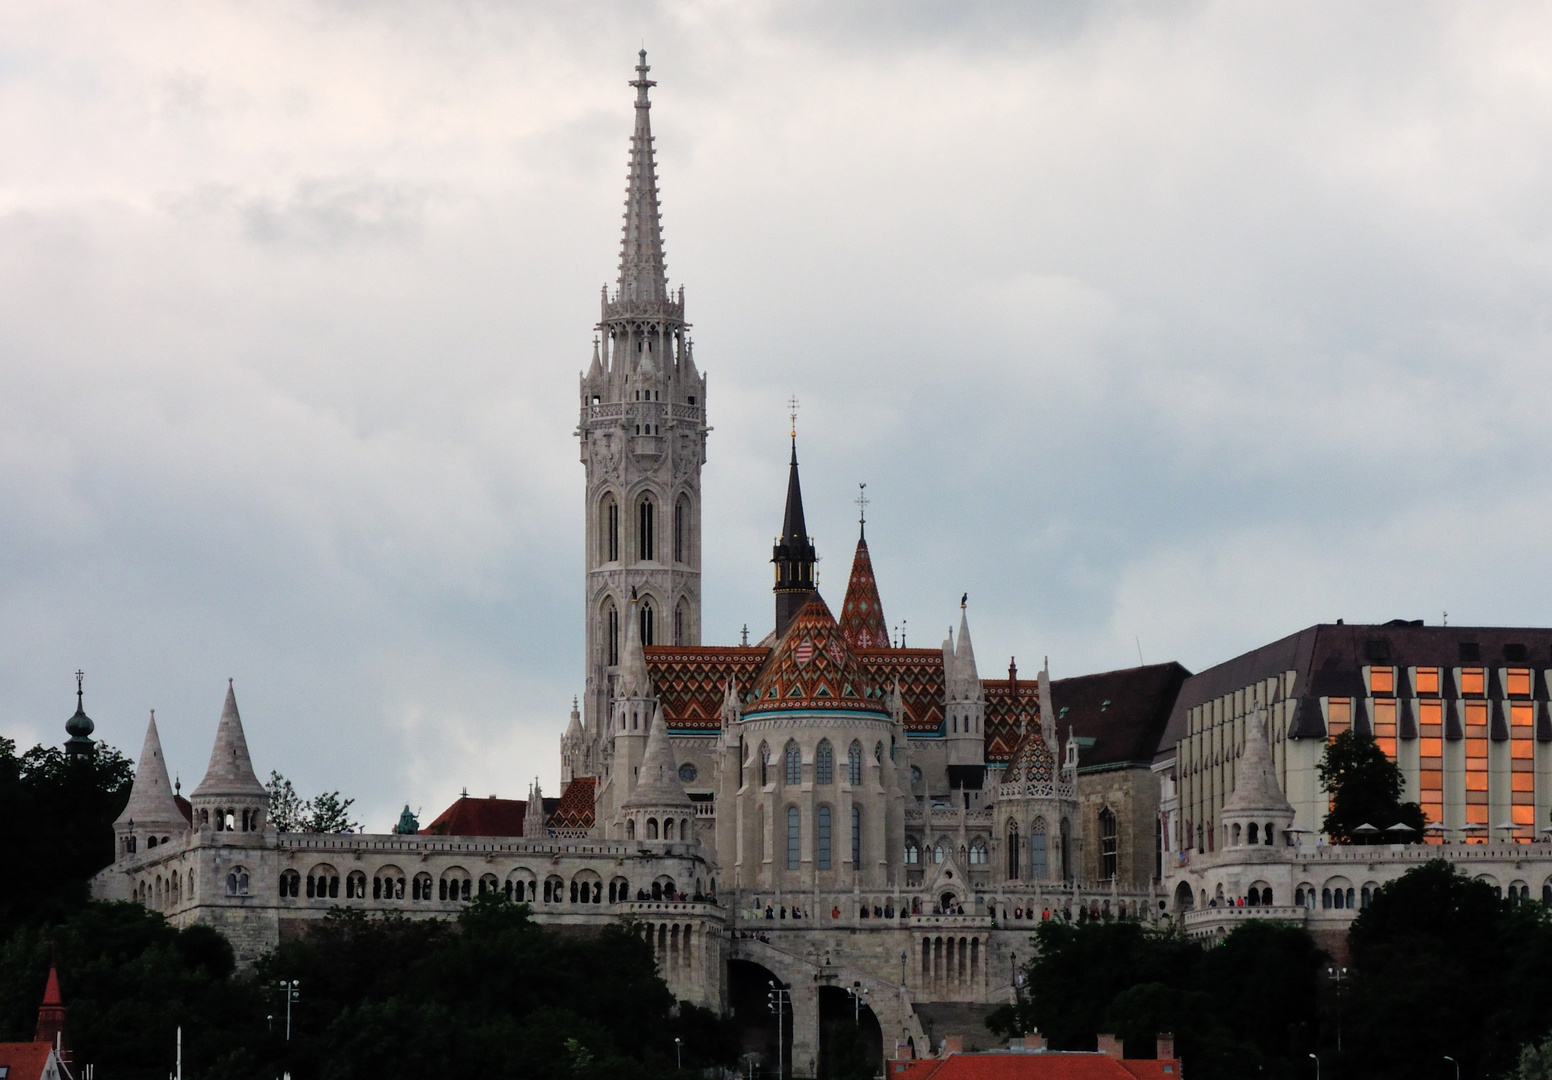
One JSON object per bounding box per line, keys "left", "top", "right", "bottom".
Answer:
{"left": 787, "top": 807, "right": 801, "bottom": 870}
{"left": 1007, "top": 822, "right": 1021, "bottom": 879}
{"left": 784, "top": 742, "right": 801, "bottom": 785}
{"left": 1030, "top": 819, "right": 1049, "bottom": 881}
{"left": 638, "top": 497, "right": 655, "bottom": 561}
{"left": 1099, "top": 809, "right": 1118, "bottom": 880}
{"left": 848, "top": 741, "right": 863, "bottom": 786}
{"left": 815, "top": 740, "right": 834, "bottom": 784}
{"left": 639, "top": 601, "right": 655, "bottom": 646}
{"left": 817, "top": 806, "right": 832, "bottom": 869}
{"left": 602, "top": 495, "right": 619, "bottom": 563}
{"left": 674, "top": 496, "right": 689, "bottom": 563}
{"left": 852, "top": 807, "right": 862, "bottom": 866}
{"left": 605, "top": 601, "right": 620, "bottom": 666}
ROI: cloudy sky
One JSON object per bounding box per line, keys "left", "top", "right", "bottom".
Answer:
{"left": 3, "top": 2, "right": 1551, "bottom": 828}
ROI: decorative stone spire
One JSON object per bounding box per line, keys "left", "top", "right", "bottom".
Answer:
{"left": 623, "top": 710, "right": 693, "bottom": 811}
{"left": 191, "top": 681, "right": 268, "bottom": 804}
{"left": 64, "top": 670, "right": 95, "bottom": 758}
{"left": 949, "top": 597, "right": 982, "bottom": 699}
{"left": 1221, "top": 705, "right": 1296, "bottom": 818}
{"left": 772, "top": 429, "right": 817, "bottom": 639}
{"left": 618, "top": 49, "right": 668, "bottom": 305}
{"left": 1036, "top": 656, "right": 1054, "bottom": 744}
{"left": 617, "top": 587, "right": 651, "bottom": 698}
{"left": 114, "top": 711, "right": 188, "bottom": 842}
{"left": 838, "top": 519, "right": 889, "bottom": 651}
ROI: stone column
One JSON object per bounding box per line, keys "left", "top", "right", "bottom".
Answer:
{"left": 789, "top": 977, "right": 821, "bottom": 1078}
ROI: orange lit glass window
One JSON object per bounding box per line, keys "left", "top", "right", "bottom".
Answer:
{"left": 1419, "top": 770, "right": 1444, "bottom": 791}
{"left": 1508, "top": 668, "right": 1532, "bottom": 697}
{"left": 1422, "top": 803, "right": 1443, "bottom": 840}
{"left": 1418, "top": 700, "right": 1443, "bottom": 734}
{"left": 1415, "top": 667, "right": 1440, "bottom": 695}
{"left": 1327, "top": 698, "right": 1350, "bottom": 737}
{"left": 1369, "top": 666, "right": 1394, "bottom": 695}
{"left": 1372, "top": 700, "right": 1396, "bottom": 756}
{"left": 1467, "top": 804, "right": 1489, "bottom": 824}
{"left": 1512, "top": 740, "right": 1534, "bottom": 760}
{"left": 1512, "top": 772, "right": 1536, "bottom": 792}
{"left": 1512, "top": 703, "right": 1534, "bottom": 728}
{"left": 1465, "top": 701, "right": 1488, "bottom": 729}
{"left": 1514, "top": 805, "right": 1536, "bottom": 825}
{"left": 1461, "top": 668, "right": 1485, "bottom": 695}
{"left": 1466, "top": 771, "right": 1489, "bottom": 790}
{"left": 1466, "top": 740, "right": 1488, "bottom": 760}
{"left": 1420, "top": 737, "right": 1443, "bottom": 758}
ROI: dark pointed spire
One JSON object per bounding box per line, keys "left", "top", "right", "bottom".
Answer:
{"left": 772, "top": 428, "right": 817, "bottom": 639}
{"left": 618, "top": 49, "right": 668, "bottom": 305}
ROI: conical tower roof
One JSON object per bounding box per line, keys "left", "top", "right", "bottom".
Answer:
{"left": 838, "top": 532, "right": 889, "bottom": 650}
{"left": 747, "top": 594, "right": 889, "bottom": 717}
{"left": 1222, "top": 706, "right": 1295, "bottom": 817}
{"left": 617, "top": 588, "right": 651, "bottom": 698}
{"left": 33, "top": 963, "right": 66, "bottom": 1049}
{"left": 114, "top": 711, "right": 188, "bottom": 832}
{"left": 617, "top": 50, "right": 669, "bottom": 305}
{"left": 623, "top": 710, "right": 693, "bottom": 810}
{"left": 190, "top": 681, "right": 267, "bottom": 801}
{"left": 1001, "top": 721, "right": 1056, "bottom": 786}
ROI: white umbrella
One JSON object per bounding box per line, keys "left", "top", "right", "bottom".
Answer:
{"left": 1387, "top": 823, "right": 1417, "bottom": 832}
{"left": 1353, "top": 823, "right": 1380, "bottom": 833}
{"left": 1423, "top": 823, "right": 1447, "bottom": 832}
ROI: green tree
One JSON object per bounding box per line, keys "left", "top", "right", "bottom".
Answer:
{"left": 265, "top": 771, "right": 361, "bottom": 833}
{"left": 1516, "top": 1033, "right": 1552, "bottom": 1080}
{"left": 0, "top": 737, "right": 133, "bottom": 930}
{"left": 1318, "top": 728, "right": 1426, "bottom": 843}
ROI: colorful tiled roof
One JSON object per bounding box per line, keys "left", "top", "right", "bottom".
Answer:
{"left": 645, "top": 646, "right": 771, "bottom": 731}
{"left": 746, "top": 595, "right": 891, "bottom": 716}
{"left": 421, "top": 796, "right": 528, "bottom": 837}
{"left": 983, "top": 677, "right": 1044, "bottom": 763}
{"left": 1001, "top": 722, "right": 1057, "bottom": 785}
{"left": 548, "top": 776, "right": 597, "bottom": 831}
{"left": 838, "top": 536, "right": 890, "bottom": 650}
{"left": 858, "top": 648, "right": 947, "bottom": 732}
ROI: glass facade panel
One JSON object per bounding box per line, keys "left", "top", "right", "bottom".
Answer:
{"left": 1513, "top": 772, "right": 1536, "bottom": 792}
{"left": 1373, "top": 699, "right": 1396, "bottom": 757}
{"left": 1328, "top": 698, "right": 1351, "bottom": 737}
{"left": 1415, "top": 667, "right": 1440, "bottom": 695}
{"left": 1370, "top": 666, "right": 1394, "bottom": 694}
{"left": 1462, "top": 668, "right": 1485, "bottom": 696}
{"left": 1508, "top": 668, "right": 1532, "bottom": 697}
{"left": 1512, "top": 703, "right": 1534, "bottom": 727}
{"left": 1420, "top": 737, "right": 1443, "bottom": 758}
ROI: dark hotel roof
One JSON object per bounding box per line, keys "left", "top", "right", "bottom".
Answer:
{"left": 1050, "top": 663, "right": 1192, "bottom": 772}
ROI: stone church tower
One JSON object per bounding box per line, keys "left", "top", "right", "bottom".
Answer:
{"left": 578, "top": 50, "right": 708, "bottom": 770}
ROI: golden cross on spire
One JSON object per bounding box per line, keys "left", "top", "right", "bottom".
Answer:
{"left": 787, "top": 396, "right": 800, "bottom": 440}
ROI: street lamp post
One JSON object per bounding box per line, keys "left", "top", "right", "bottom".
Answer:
{"left": 277, "top": 980, "right": 300, "bottom": 1041}
{"left": 1327, "top": 967, "right": 1347, "bottom": 1055}
{"left": 674, "top": 1036, "right": 682, "bottom": 1071}
{"left": 847, "top": 981, "right": 869, "bottom": 1023}
{"left": 768, "top": 981, "right": 791, "bottom": 1080}
{"left": 1309, "top": 1052, "right": 1319, "bottom": 1080}
{"left": 1445, "top": 1055, "right": 1459, "bottom": 1080}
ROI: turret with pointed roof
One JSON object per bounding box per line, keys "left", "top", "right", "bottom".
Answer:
{"left": 945, "top": 598, "right": 986, "bottom": 768}
{"left": 772, "top": 440, "right": 817, "bottom": 640}
{"left": 1220, "top": 704, "right": 1296, "bottom": 847}
{"left": 32, "top": 964, "right": 65, "bottom": 1051}
{"left": 114, "top": 711, "right": 189, "bottom": 855}
{"left": 190, "top": 681, "right": 269, "bottom": 831}
{"left": 608, "top": 588, "right": 659, "bottom": 820}
{"left": 838, "top": 524, "right": 889, "bottom": 651}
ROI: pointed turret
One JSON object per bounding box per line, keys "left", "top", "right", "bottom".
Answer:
{"left": 618, "top": 50, "right": 669, "bottom": 305}
{"left": 1221, "top": 705, "right": 1296, "bottom": 847}
{"left": 772, "top": 440, "right": 817, "bottom": 639}
{"left": 945, "top": 596, "right": 985, "bottom": 767}
{"left": 114, "top": 711, "right": 189, "bottom": 854}
{"left": 190, "top": 681, "right": 269, "bottom": 831}
{"left": 33, "top": 963, "right": 66, "bottom": 1052}
{"left": 623, "top": 711, "right": 693, "bottom": 812}
{"left": 617, "top": 588, "right": 651, "bottom": 698}
{"left": 950, "top": 598, "right": 981, "bottom": 695}
{"left": 838, "top": 525, "right": 889, "bottom": 651}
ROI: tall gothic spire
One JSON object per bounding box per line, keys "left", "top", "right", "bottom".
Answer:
{"left": 838, "top": 526, "right": 889, "bottom": 650}
{"left": 772, "top": 438, "right": 817, "bottom": 639}
{"left": 618, "top": 49, "right": 668, "bottom": 305}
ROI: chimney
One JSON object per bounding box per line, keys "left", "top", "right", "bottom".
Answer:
{"left": 1096, "top": 1034, "right": 1122, "bottom": 1059}
{"left": 1026, "top": 1031, "right": 1047, "bottom": 1051}
{"left": 1156, "top": 1033, "right": 1176, "bottom": 1061}
{"left": 942, "top": 1036, "right": 963, "bottom": 1057}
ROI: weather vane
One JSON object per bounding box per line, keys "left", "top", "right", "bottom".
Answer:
{"left": 787, "top": 396, "right": 800, "bottom": 440}
{"left": 856, "top": 483, "right": 869, "bottom": 524}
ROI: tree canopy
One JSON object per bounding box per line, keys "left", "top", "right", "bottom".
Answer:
{"left": 1318, "top": 728, "right": 1426, "bottom": 842}
{"left": 265, "top": 771, "right": 361, "bottom": 833}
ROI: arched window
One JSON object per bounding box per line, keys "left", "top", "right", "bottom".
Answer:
{"left": 280, "top": 870, "right": 300, "bottom": 898}
{"left": 787, "top": 807, "right": 801, "bottom": 870}
{"left": 848, "top": 741, "right": 863, "bottom": 786}
{"left": 638, "top": 497, "right": 655, "bottom": 561}
{"left": 1262, "top": 887, "right": 1274, "bottom": 906}
{"left": 640, "top": 600, "right": 655, "bottom": 646}
{"left": 601, "top": 495, "right": 620, "bottom": 562}
{"left": 1321, "top": 887, "right": 1333, "bottom": 909}
{"left": 851, "top": 807, "right": 862, "bottom": 866}
{"left": 759, "top": 743, "right": 770, "bottom": 787}
{"left": 905, "top": 838, "right": 920, "bottom": 865}
{"left": 816, "top": 740, "right": 834, "bottom": 784}
{"left": 413, "top": 873, "right": 433, "bottom": 901}
{"left": 1030, "top": 819, "right": 1048, "bottom": 881}
{"left": 1007, "top": 822, "right": 1021, "bottom": 879}
{"left": 647, "top": 818, "right": 659, "bottom": 839}
{"left": 1059, "top": 818, "right": 1072, "bottom": 882}
{"left": 1264, "top": 821, "right": 1276, "bottom": 845}
{"left": 1247, "top": 822, "right": 1259, "bottom": 845}
{"left": 1231, "top": 822, "right": 1242, "bottom": 846}
{"left": 674, "top": 496, "right": 689, "bottom": 564}
{"left": 626, "top": 819, "right": 636, "bottom": 839}
{"left": 1346, "top": 887, "right": 1356, "bottom": 908}
{"left": 227, "top": 867, "right": 250, "bottom": 896}
{"left": 969, "top": 838, "right": 988, "bottom": 864}
{"left": 1295, "top": 886, "right": 1306, "bottom": 907}
{"left": 933, "top": 843, "right": 945, "bottom": 864}
{"left": 817, "top": 806, "right": 832, "bottom": 869}
{"left": 605, "top": 600, "right": 620, "bottom": 667}
{"left": 674, "top": 600, "right": 687, "bottom": 646}
{"left": 1099, "top": 808, "right": 1118, "bottom": 880}
{"left": 785, "top": 741, "right": 801, "bottom": 785}
{"left": 1248, "top": 886, "right": 1261, "bottom": 906}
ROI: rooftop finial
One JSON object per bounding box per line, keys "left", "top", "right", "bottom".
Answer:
{"left": 856, "top": 482, "right": 868, "bottom": 537}
{"left": 631, "top": 48, "right": 655, "bottom": 106}
{"left": 788, "top": 395, "right": 800, "bottom": 443}
{"left": 75, "top": 670, "right": 84, "bottom": 703}
{"left": 961, "top": 592, "right": 967, "bottom": 610}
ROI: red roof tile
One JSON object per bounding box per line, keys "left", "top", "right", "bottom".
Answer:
{"left": 838, "top": 536, "right": 890, "bottom": 651}
{"left": 645, "top": 646, "right": 770, "bottom": 731}
{"left": 858, "top": 649, "right": 946, "bottom": 731}
{"left": 983, "top": 678, "right": 1044, "bottom": 763}
{"left": 548, "top": 776, "right": 596, "bottom": 831}
{"left": 895, "top": 1052, "right": 1173, "bottom": 1080}
{"left": 1117, "top": 1062, "right": 1182, "bottom": 1079}
{"left": 747, "top": 595, "right": 890, "bottom": 716}
{"left": 0, "top": 1043, "right": 54, "bottom": 1080}
{"left": 420, "top": 796, "right": 527, "bottom": 837}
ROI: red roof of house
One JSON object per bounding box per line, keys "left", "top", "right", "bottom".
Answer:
{"left": 0, "top": 1043, "right": 55, "bottom": 1080}
{"left": 548, "top": 776, "right": 596, "bottom": 831}
{"left": 887, "top": 1053, "right": 1181, "bottom": 1080}
{"left": 420, "top": 796, "right": 527, "bottom": 837}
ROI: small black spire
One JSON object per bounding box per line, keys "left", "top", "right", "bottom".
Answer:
{"left": 772, "top": 437, "right": 818, "bottom": 639}
{"left": 64, "top": 669, "right": 95, "bottom": 758}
